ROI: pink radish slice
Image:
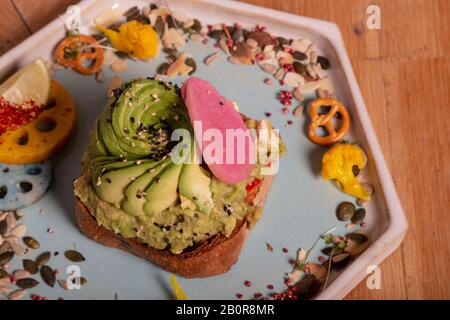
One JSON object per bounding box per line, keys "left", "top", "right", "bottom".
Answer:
{"left": 182, "top": 77, "right": 255, "bottom": 184}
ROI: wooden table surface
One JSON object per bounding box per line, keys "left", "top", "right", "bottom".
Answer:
{"left": 0, "top": 0, "right": 449, "bottom": 300}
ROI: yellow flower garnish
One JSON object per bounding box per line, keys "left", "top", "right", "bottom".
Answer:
{"left": 97, "top": 21, "right": 159, "bottom": 60}
{"left": 322, "top": 143, "right": 370, "bottom": 201}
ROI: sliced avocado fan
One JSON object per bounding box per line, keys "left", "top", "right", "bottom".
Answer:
{"left": 87, "top": 79, "right": 214, "bottom": 216}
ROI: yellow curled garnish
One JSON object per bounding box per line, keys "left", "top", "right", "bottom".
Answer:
{"left": 97, "top": 21, "right": 159, "bottom": 60}
{"left": 322, "top": 143, "right": 370, "bottom": 201}
{"left": 170, "top": 274, "right": 187, "bottom": 300}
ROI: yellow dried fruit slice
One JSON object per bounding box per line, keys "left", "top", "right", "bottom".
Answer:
{"left": 0, "top": 80, "right": 76, "bottom": 164}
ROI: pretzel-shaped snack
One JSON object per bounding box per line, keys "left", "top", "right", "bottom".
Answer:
{"left": 307, "top": 98, "right": 350, "bottom": 145}
{"left": 54, "top": 35, "right": 104, "bottom": 75}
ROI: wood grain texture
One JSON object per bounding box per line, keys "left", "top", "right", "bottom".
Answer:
{"left": 0, "top": 0, "right": 31, "bottom": 55}
{"left": 0, "top": 0, "right": 448, "bottom": 299}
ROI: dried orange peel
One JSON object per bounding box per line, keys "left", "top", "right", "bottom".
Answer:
{"left": 307, "top": 98, "right": 350, "bottom": 146}
{"left": 0, "top": 80, "right": 77, "bottom": 164}
{"left": 54, "top": 35, "right": 104, "bottom": 75}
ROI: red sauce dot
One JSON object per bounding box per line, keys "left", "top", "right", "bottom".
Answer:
{"left": 235, "top": 293, "right": 243, "bottom": 299}
{"left": 282, "top": 247, "right": 289, "bottom": 253}
{"left": 244, "top": 280, "right": 252, "bottom": 287}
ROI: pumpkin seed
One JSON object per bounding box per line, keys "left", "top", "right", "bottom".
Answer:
{"left": 12, "top": 270, "right": 30, "bottom": 280}
{"left": 0, "top": 220, "right": 6, "bottom": 236}
{"left": 154, "top": 16, "right": 164, "bottom": 34}
{"left": 65, "top": 250, "right": 85, "bottom": 262}
{"left": 0, "top": 286, "right": 12, "bottom": 295}
{"left": 317, "top": 56, "right": 330, "bottom": 70}
{"left": 35, "top": 251, "right": 51, "bottom": 266}
{"left": 293, "top": 51, "right": 307, "bottom": 61}
{"left": 208, "top": 30, "right": 226, "bottom": 39}
{"left": 22, "top": 259, "right": 38, "bottom": 274}
{"left": 0, "top": 252, "right": 14, "bottom": 266}
{"left": 191, "top": 19, "right": 202, "bottom": 33}
{"left": 0, "top": 242, "right": 11, "bottom": 255}
{"left": 57, "top": 279, "right": 69, "bottom": 290}
{"left": 336, "top": 202, "right": 356, "bottom": 221}
{"left": 22, "top": 236, "right": 40, "bottom": 249}
{"left": 9, "top": 224, "right": 27, "bottom": 238}
{"left": 8, "top": 289, "right": 26, "bottom": 300}
{"left": 156, "top": 62, "right": 169, "bottom": 75}
{"left": 293, "top": 105, "right": 304, "bottom": 117}
{"left": 0, "top": 267, "right": 8, "bottom": 279}
{"left": 204, "top": 52, "right": 220, "bottom": 65}
{"left": 72, "top": 277, "right": 87, "bottom": 286}
{"left": 351, "top": 208, "right": 366, "bottom": 224}
{"left": 185, "top": 58, "right": 197, "bottom": 75}
{"left": 346, "top": 232, "right": 369, "bottom": 244}
{"left": 16, "top": 278, "right": 39, "bottom": 289}
{"left": 293, "top": 61, "right": 307, "bottom": 76}
{"left": 352, "top": 165, "right": 360, "bottom": 177}
{"left": 40, "top": 265, "right": 56, "bottom": 287}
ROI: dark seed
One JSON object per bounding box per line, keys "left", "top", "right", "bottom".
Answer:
{"left": 317, "top": 56, "right": 331, "bottom": 70}
{"left": 23, "top": 236, "right": 40, "bottom": 249}
{"left": 208, "top": 30, "right": 226, "bottom": 39}
{"left": 35, "top": 117, "right": 57, "bottom": 132}
{"left": 35, "top": 251, "right": 51, "bottom": 266}
{"left": 0, "top": 185, "right": 7, "bottom": 199}
{"left": 293, "top": 51, "right": 307, "bottom": 61}
{"left": 0, "top": 267, "right": 8, "bottom": 278}
{"left": 0, "top": 220, "right": 7, "bottom": 236}
{"left": 231, "top": 28, "right": 243, "bottom": 41}
{"left": 64, "top": 250, "right": 85, "bottom": 262}
{"left": 0, "top": 251, "right": 14, "bottom": 265}
{"left": 40, "top": 265, "right": 56, "bottom": 287}
{"left": 185, "top": 58, "right": 197, "bottom": 75}
{"left": 276, "top": 37, "right": 290, "bottom": 45}
{"left": 293, "top": 61, "right": 307, "bottom": 76}
{"left": 16, "top": 278, "right": 39, "bottom": 289}
{"left": 346, "top": 232, "right": 369, "bottom": 244}
{"left": 336, "top": 201, "right": 356, "bottom": 221}
{"left": 26, "top": 167, "right": 42, "bottom": 175}
{"left": 72, "top": 277, "right": 87, "bottom": 286}
{"left": 22, "top": 259, "right": 38, "bottom": 274}
{"left": 154, "top": 16, "right": 164, "bottom": 34}
{"left": 332, "top": 253, "right": 350, "bottom": 263}
{"left": 321, "top": 246, "right": 344, "bottom": 256}
{"left": 351, "top": 208, "right": 366, "bottom": 224}
{"left": 18, "top": 181, "right": 33, "bottom": 193}
{"left": 191, "top": 19, "right": 202, "bottom": 33}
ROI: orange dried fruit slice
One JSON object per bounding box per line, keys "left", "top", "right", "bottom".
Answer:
{"left": 0, "top": 80, "right": 77, "bottom": 164}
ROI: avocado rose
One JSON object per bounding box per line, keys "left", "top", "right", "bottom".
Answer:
{"left": 75, "top": 78, "right": 263, "bottom": 253}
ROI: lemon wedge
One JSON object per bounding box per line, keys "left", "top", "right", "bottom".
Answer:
{"left": 0, "top": 59, "right": 50, "bottom": 106}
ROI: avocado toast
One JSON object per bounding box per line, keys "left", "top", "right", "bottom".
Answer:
{"left": 74, "top": 77, "right": 281, "bottom": 278}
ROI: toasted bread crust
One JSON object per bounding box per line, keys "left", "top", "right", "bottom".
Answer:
{"left": 75, "top": 175, "right": 273, "bottom": 278}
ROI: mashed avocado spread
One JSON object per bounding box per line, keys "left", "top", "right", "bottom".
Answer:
{"left": 74, "top": 79, "right": 263, "bottom": 254}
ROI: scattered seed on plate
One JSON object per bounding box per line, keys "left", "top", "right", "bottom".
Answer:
{"left": 12, "top": 270, "right": 30, "bottom": 280}
{"left": 22, "top": 259, "right": 38, "bottom": 274}
{"left": 0, "top": 252, "right": 14, "bottom": 266}
{"left": 64, "top": 250, "right": 86, "bottom": 263}
{"left": 16, "top": 278, "right": 39, "bottom": 289}
{"left": 35, "top": 251, "right": 51, "bottom": 266}
{"left": 351, "top": 208, "right": 366, "bottom": 224}
{"left": 40, "top": 265, "right": 56, "bottom": 288}
{"left": 264, "top": 78, "right": 272, "bottom": 85}
{"left": 204, "top": 52, "right": 220, "bottom": 65}
{"left": 22, "top": 236, "right": 40, "bottom": 249}
{"left": 336, "top": 202, "right": 356, "bottom": 221}
{"left": 266, "top": 243, "right": 274, "bottom": 252}
{"left": 57, "top": 279, "right": 69, "bottom": 290}
{"left": 9, "top": 224, "right": 27, "bottom": 238}
{"left": 8, "top": 289, "right": 26, "bottom": 300}
{"left": 110, "top": 58, "right": 128, "bottom": 72}
{"left": 293, "top": 105, "right": 304, "bottom": 117}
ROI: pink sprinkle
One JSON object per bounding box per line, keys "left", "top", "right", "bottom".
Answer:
{"left": 254, "top": 292, "right": 263, "bottom": 299}
{"left": 319, "top": 256, "right": 326, "bottom": 263}
{"left": 282, "top": 247, "right": 289, "bottom": 253}
{"left": 202, "top": 39, "right": 209, "bottom": 45}
{"left": 236, "top": 293, "right": 243, "bottom": 299}
{"left": 287, "top": 120, "right": 293, "bottom": 125}
{"left": 267, "top": 284, "right": 274, "bottom": 290}
{"left": 282, "top": 107, "right": 289, "bottom": 114}
{"left": 244, "top": 280, "right": 252, "bottom": 287}
{"left": 265, "top": 112, "right": 272, "bottom": 117}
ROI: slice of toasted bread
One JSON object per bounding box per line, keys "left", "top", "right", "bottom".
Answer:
{"left": 75, "top": 175, "right": 273, "bottom": 278}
